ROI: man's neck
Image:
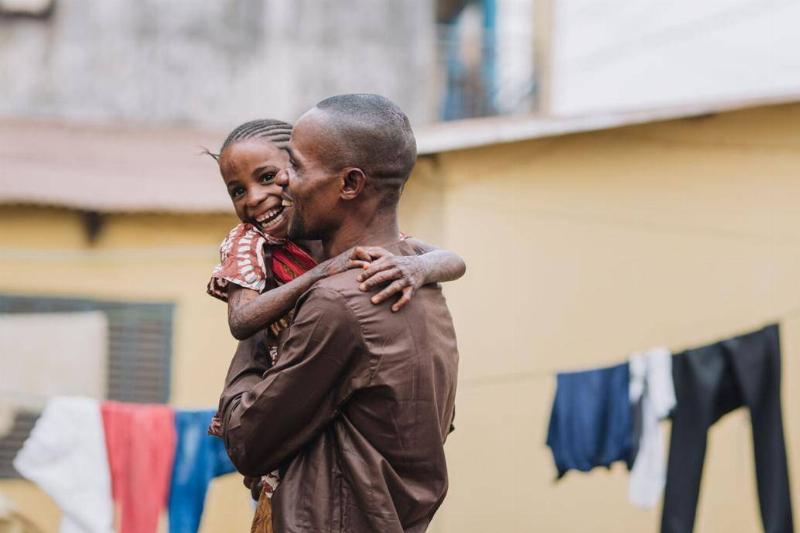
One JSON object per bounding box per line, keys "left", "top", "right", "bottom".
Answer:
{"left": 323, "top": 209, "right": 400, "bottom": 259}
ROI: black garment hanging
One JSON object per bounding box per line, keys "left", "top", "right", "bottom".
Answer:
{"left": 661, "top": 324, "right": 793, "bottom": 533}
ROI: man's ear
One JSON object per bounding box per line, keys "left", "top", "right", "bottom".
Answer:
{"left": 340, "top": 168, "right": 366, "bottom": 200}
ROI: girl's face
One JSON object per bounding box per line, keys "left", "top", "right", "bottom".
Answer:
{"left": 218, "top": 138, "right": 293, "bottom": 239}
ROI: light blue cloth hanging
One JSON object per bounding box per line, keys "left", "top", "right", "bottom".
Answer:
{"left": 169, "top": 409, "right": 236, "bottom": 533}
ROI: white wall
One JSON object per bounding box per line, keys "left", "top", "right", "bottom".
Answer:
{"left": 547, "top": 0, "right": 800, "bottom": 115}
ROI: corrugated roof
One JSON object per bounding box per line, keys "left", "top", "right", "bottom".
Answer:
{"left": 3, "top": 92, "right": 798, "bottom": 213}
{"left": 0, "top": 118, "right": 231, "bottom": 213}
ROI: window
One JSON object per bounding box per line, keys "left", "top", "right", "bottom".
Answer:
{"left": 0, "top": 294, "right": 174, "bottom": 478}
{"left": 436, "top": 0, "right": 537, "bottom": 120}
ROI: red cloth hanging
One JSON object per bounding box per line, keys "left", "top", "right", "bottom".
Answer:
{"left": 101, "top": 401, "right": 176, "bottom": 533}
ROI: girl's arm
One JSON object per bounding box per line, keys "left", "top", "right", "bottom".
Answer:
{"left": 354, "top": 240, "right": 466, "bottom": 312}
{"left": 227, "top": 249, "right": 367, "bottom": 340}
{"left": 405, "top": 237, "right": 467, "bottom": 284}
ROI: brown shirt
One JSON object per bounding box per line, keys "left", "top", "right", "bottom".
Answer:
{"left": 218, "top": 240, "right": 459, "bottom": 533}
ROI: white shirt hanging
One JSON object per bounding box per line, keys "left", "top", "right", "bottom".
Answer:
{"left": 13, "top": 397, "right": 114, "bottom": 533}
{"left": 628, "top": 347, "right": 676, "bottom": 509}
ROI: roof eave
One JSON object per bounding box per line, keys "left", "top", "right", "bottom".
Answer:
{"left": 415, "top": 91, "right": 800, "bottom": 155}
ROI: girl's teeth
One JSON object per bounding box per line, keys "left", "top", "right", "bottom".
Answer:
{"left": 257, "top": 207, "right": 282, "bottom": 224}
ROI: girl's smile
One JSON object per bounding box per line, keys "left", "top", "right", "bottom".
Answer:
{"left": 218, "top": 138, "right": 293, "bottom": 239}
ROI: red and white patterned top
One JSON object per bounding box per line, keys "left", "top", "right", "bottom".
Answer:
{"left": 207, "top": 222, "right": 317, "bottom": 302}
{"left": 207, "top": 222, "right": 317, "bottom": 498}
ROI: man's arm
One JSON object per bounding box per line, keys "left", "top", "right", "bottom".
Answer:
{"left": 216, "top": 330, "right": 272, "bottom": 420}
{"left": 219, "top": 287, "right": 366, "bottom": 477}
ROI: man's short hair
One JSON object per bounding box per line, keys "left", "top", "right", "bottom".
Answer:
{"left": 314, "top": 94, "right": 417, "bottom": 188}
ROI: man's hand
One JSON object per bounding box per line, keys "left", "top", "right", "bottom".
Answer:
{"left": 351, "top": 246, "right": 428, "bottom": 312}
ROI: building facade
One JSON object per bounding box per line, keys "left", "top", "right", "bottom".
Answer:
{"left": 1, "top": 102, "right": 799, "bottom": 532}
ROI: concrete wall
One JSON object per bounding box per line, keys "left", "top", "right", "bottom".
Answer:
{"left": 1, "top": 102, "right": 799, "bottom": 531}
{"left": 0, "top": 0, "right": 437, "bottom": 128}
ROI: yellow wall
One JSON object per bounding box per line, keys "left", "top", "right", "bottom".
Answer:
{"left": 410, "top": 103, "right": 800, "bottom": 533}
{"left": 1, "top": 102, "right": 799, "bottom": 532}
{"left": 0, "top": 210, "right": 252, "bottom": 532}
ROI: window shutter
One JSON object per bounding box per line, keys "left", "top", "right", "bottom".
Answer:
{"left": 0, "top": 411, "right": 38, "bottom": 478}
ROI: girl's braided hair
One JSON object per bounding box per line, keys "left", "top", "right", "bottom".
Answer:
{"left": 204, "top": 119, "right": 293, "bottom": 161}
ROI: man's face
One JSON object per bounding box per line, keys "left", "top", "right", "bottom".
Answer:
{"left": 281, "top": 110, "right": 343, "bottom": 241}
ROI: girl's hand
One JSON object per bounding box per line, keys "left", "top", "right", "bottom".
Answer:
{"left": 207, "top": 416, "right": 223, "bottom": 437}
{"left": 316, "top": 247, "right": 372, "bottom": 278}
{"left": 243, "top": 476, "right": 263, "bottom": 502}
{"left": 352, "top": 247, "right": 428, "bottom": 312}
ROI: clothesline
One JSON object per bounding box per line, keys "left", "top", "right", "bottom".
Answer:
{"left": 13, "top": 400, "right": 233, "bottom": 533}
{"left": 544, "top": 323, "right": 794, "bottom": 530}
{"left": 460, "top": 306, "right": 800, "bottom": 390}
{"left": 3, "top": 307, "right": 799, "bottom": 396}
